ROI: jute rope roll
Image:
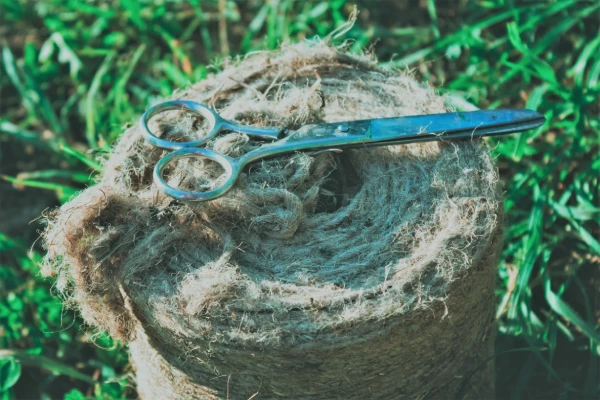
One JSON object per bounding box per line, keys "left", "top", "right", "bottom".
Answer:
{"left": 43, "top": 41, "right": 503, "bottom": 399}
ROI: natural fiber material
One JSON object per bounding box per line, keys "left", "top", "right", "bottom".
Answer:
{"left": 43, "top": 41, "right": 503, "bottom": 399}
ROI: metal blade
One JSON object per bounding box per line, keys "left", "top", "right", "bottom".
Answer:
{"left": 369, "top": 109, "right": 546, "bottom": 143}
{"left": 243, "top": 109, "right": 545, "bottom": 165}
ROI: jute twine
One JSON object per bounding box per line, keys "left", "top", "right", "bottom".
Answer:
{"left": 43, "top": 41, "right": 503, "bottom": 399}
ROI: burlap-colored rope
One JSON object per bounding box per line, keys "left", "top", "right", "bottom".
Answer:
{"left": 43, "top": 41, "right": 503, "bottom": 399}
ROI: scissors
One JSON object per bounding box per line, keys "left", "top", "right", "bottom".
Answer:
{"left": 141, "top": 100, "right": 545, "bottom": 202}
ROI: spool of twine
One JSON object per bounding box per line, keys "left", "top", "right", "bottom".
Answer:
{"left": 43, "top": 41, "right": 503, "bottom": 399}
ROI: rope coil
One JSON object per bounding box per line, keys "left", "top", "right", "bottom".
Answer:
{"left": 43, "top": 41, "right": 503, "bottom": 399}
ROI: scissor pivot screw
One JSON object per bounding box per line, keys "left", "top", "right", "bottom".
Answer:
{"left": 337, "top": 125, "right": 349, "bottom": 132}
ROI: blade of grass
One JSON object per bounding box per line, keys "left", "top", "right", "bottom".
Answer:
{"left": 218, "top": 0, "right": 230, "bottom": 55}
{"left": 242, "top": 2, "right": 269, "bottom": 50}
{"left": 507, "top": 186, "right": 544, "bottom": 321}
{"left": 189, "top": 0, "right": 214, "bottom": 58}
{"left": 587, "top": 53, "right": 600, "bottom": 87}
{"left": 426, "top": 0, "right": 440, "bottom": 39}
{"left": 0, "top": 120, "right": 54, "bottom": 150}
{"left": 570, "top": 35, "right": 600, "bottom": 88}
{"left": 0, "top": 358, "right": 21, "bottom": 392}
{"left": 2, "top": 175, "right": 79, "bottom": 203}
{"left": 45, "top": 32, "right": 83, "bottom": 79}
{"left": 0, "top": 350, "right": 95, "bottom": 385}
{"left": 113, "top": 44, "right": 146, "bottom": 116}
{"left": 267, "top": 0, "right": 279, "bottom": 49}
{"left": 59, "top": 143, "right": 103, "bottom": 172}
{"left": 1, "top": 175, "right": 76, "bottom": 192}
{"left": 2, "top": 46, "right": 36, "bottom": 118}
{"left": 544, "top": 277, "right": 600, "bottom": 344}
{"left": 17, "top": 169, "right": 92, "bottom": 184}
{"left": 59, "top": 84, "right": 86, "bottom": 136}
{"left": 277, "top": 0, "right": 292, "bottom": 41}
{"left": 550, "top": 200, "right": 600, "bottom": 222}
{"left": 549, "top": 200, "right": 600, "bottom": 254}
{"left": 118, "top": 0, "right": 146, "bottom": 31}
{"left": 86, "top": 51, "right": 116, "bottom": 148}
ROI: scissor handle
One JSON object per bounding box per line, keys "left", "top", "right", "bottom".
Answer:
{"left": 141, "top": 100, "right": 224, "bottom": 150}
{"left": 154, "top": 147, "right": 241, "bottom": 201}
{"left": 141, "top": 100, "right": 282, "bottom": 150}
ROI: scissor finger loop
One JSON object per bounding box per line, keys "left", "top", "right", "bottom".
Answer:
{"left": 141, "top": 100, "right": 223, "bottom": 150}
{"left": 154, "top": 147, "right": 241, "bottom": 202}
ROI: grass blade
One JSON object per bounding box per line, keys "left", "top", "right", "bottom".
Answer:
{"left": 1, "top": 175, "right": 79, "bottom": 203}
{"left": 544, "top": 278, "right": 600, "bottom": 344}
{"left": 60, "top": 143, "right": 103, "bottom": 172}
{"left": 17, "top": 169, "right": 92, "bottom": 184}
{"left": 86, "top": 51, "right": 116, "bottom": 148}
{"left": 0, "top": 350, "right": 95, "bottom": 385}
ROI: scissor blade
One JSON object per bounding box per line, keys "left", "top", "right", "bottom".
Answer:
{"left": 242, "top": 109, "right": 545, "bottom": 166}
{"left": 370, "top": 109, "right": 545, "bottom": 143}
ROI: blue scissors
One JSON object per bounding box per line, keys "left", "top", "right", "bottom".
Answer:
{"left": 141, "top": 100, "right": 545, "bottom": 202}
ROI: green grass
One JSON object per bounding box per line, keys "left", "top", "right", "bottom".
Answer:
{"left": 1, "top": 1, "right": 598, "bottom": 398}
